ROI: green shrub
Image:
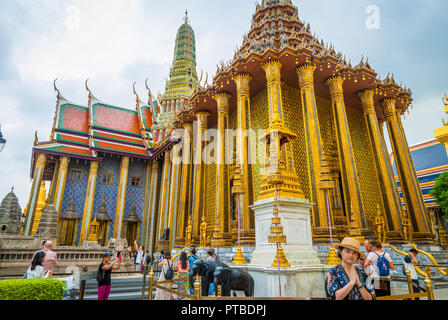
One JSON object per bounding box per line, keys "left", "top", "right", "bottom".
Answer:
{"left": 0, "top": 279, "right": 65, "bottom": 300}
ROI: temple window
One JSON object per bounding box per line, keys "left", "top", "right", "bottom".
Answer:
{"left": 69, "top": 168, "right": 83, "bottom": 181}
{"left": 130, "top": 176, "right": 142, "bottom": 188}
{"left": 100, "top": 172, "right": 113, "bottom": 185}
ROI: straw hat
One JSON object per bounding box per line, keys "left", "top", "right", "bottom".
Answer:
{"left": 332, "top": 237, "right": 366, "bottom": 259}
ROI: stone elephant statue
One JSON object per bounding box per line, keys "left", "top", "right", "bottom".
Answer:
{"left": 189, "top": 260, "right": 228, "bottom": 296}
{"left": 213, "top": 265, "right": 254, "bottom": 297}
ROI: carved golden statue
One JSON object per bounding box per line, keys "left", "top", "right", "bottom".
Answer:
{"left": 375, "top": 204, "right": 386, "bottom": 244}
{"left": 185, "top": 216, "right": 192, "bottom": 248}
{"left": 401, "top": 208, "right": 413, "bottom": 244}
{"left": 200, "top": 214, "right": 207, "bottom": 247}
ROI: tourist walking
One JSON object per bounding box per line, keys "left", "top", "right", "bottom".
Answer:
{"left": 361, "top": 239, "right": 374, "bottom": 276}
{"left": 327, "top": 237, "right": 375, "bottom": 300}
{"left": 25, "top": 251, "right": 50, "bottom": 279}
{"left": 404, "top": 248, "right": 424, "bottom": 298}
{"left": 133, "top": 240, "right": 144, "bottom": 272}
{"left": 204, "top": 249, "right": 215, "bottom": 263}
{"left": 204, "top": 249, "right": 216, "bottom": 295}
{"left": 32, "top": 240, "right": 57, "bottom": 277}
{"left": 364, "top": 240, "right": 394, "bottom": 297}
{"left": 143, "top": 250, "right": 151, "bottom": 271}
{"left": 154, "top": 251, "right": 173, "bottom": 300}
{"left": 97, "top": 252, "right": 121, "bottom": 300}
{"left": 187, "top": 248, "right": 199, "bottom": 295}
{"left": 175, "top": 251, "right": 190, "bottom": 299}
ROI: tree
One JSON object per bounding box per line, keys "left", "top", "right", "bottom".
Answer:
{"left": 430, "top": 172, "right": 448, "bottom": 220}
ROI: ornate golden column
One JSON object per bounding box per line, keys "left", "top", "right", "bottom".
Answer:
{"left": 326, "top": 76, "right": 369, "bottom": 240}
{"left": 296, "top": 64, "right": 331, "bottom": 243}
{"left": 146, "top": 160, "right": 160, "bottom": 251}
{"left": 359, "top": 90, "right": 403, "bottom": 241}
{"left": 234, "top": 73, "right": 255, "bottom": 246}
{"left": 142, "top": 162, "right": 152, "bottom": 249}
{"left": 212, "top": 92, "right": 231, "bottom": 247}
{"left": 176, "top": 122, "right": 193, "bottom": 246}
{"left": 260, "top": 60, "right": 304, "bottom": 200}
{"left": 24, "top": 154, "right": 47, "bottom": 236}
{"left": 157, "top": 151, "right": 172, "bottom": 242}
{"left": 191, "top": 112, "right": 210, "bottom": 243}
{"left": 52, "top": 157, "right": 70, "bottom": 221}
{"left": 382, "top": 98, "right": 433, "bottom": 242}
{"left": 167, "top": 143, "right": 182, "bottom": 250}
{"left": 80, "top": 160, "right": 99, "bottom": 245}
{"left": 112, "top": 156, "right": 130, "bottom": 239}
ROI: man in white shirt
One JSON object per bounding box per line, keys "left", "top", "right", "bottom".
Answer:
{"left": 404, "top": 249, "right": 424, "bottom": 298}
{"left": 134, "top": 240, "right": 144, "bottom": 272}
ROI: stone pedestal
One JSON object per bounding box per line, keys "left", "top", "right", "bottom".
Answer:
{"left": 250, "top": 197, "right": 321, "bottom": 266}
{"left": 238, "top": 264, "right": 330, "bottom": 298}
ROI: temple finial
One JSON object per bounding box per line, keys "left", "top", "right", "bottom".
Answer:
{"left": 184, "top": 10, "right": 189, "bottom": 24}
{"left": 132, "top": 81, "right": 139, "bottom": 104}
{"left": 53, "top": 78, "right": 61, "bottom": 99}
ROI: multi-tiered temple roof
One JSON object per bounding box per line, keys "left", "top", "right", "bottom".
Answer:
{"left": 174, "top": 0, "right": 413, "bottom": 128}
{"left": 31, "top": 81, "right": 176, "bottom": 179}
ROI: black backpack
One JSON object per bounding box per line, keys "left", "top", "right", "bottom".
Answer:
{"left": 96, "top": 264, "right": 105, "bottom": 283}
{"left": 163, "top": 260, "right": 174, "bottom": 280}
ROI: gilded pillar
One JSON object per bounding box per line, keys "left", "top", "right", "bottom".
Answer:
{"left": 192, "top": 111, "right": 210, "bottom": 241}
{"left": 168, "top": 143, "right": 182, "bottom": 249}
{"left": 382, "top": 99, "right": 433, "bottom": 242}
{"left": 31, "top": 181, "right": 47, "bottom": 235}
{"left": 176, "top": 122, "right": 193, "bottom": 246}
{"left": 260, "top": 60, "right": 304, "bottom": 200}
{"left": 359, "top": 90, "right": 403, "bottom": 241}
{"left": 212, "top": 92, "right": 231, "bottom": 247}
{"left": 234, "top": 73, "right": 255, "bottom": 245}
{"left": 80, "top": 160, "right": 99, "bottom": 245}
{"left": 47, "top": 160, "right": 60, "bottom": 206}
{"left": 112, "top": 156, "right": 130, "bottom": 239}
{"left": 53, "top": 157, "right": 70, "bottom": 221}
{"left": 296, "top": 64, "right": 331, "bottom": 243}
{"left": 157, "top": 151, "right": 172, "bottom": 241}
{"left": 142, "top": 162, "right": 152, "bottom": 247}
{"left": 146, "top": 160, "right": 160, "bottom": 251}
{"left": 326, "top": 76, "right": 370, "bottom": 240}
{"left": 24, "top": 153, "right": 47, "bottom": 236}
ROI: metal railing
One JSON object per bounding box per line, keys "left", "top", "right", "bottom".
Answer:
{"left": 376, "top": 268, "right": 435, "bottom": 300}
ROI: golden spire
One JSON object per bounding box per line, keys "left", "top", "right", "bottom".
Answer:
{"left": 184, "top": 10, "right": 189, "bottom": 24}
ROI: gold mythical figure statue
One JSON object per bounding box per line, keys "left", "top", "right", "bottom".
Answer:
{"left": 375, "top": 204, "right": 386, "bottom": 244}
{"left": 401, "top": 208, "right": 413, "bottom": 244}
{"left": 185, "top": 216, "right": 192, "bottom": 248}
{"left": 200, "top": 214, "right": 207, "bottom": 247}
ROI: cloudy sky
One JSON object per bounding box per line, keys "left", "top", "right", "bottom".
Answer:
{"left": 0, "top": 0, "right": 447, "bottom": 208}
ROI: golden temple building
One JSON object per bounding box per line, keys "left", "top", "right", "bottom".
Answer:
{"left": 24, "top": 0, "right": 437, "bottom": 252}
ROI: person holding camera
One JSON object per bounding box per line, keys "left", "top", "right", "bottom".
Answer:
{"left": 97, "top": 252, "right": 121, "bottom": 300}
{"left": 404, "top": 248, "right": 424, "bottom": 298}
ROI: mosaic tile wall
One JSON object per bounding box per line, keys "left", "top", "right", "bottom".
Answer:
{"left": 124, "top": 158, "right": 147, "bottom": 244}
{"left": 346, "top": 105, "right": 384, "bottom": 231}
{"left": 93, "top": 156, "right": 120, "bottom": 239}
{"left": 60, "top": 160, "right": 90, "bottom": 245}
{"left": 60, "top": 155, "right": 148, "bottom": 245}
{"left": 281, "top": 84, "right": 310, "bottom": 201}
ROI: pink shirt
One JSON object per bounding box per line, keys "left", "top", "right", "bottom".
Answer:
{"left": 33, "top": 248, "right": 57, "bottom": 273}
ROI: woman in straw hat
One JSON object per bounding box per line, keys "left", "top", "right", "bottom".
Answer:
{"left": 326, "top": 237, "right": 375, "bottom": 300}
